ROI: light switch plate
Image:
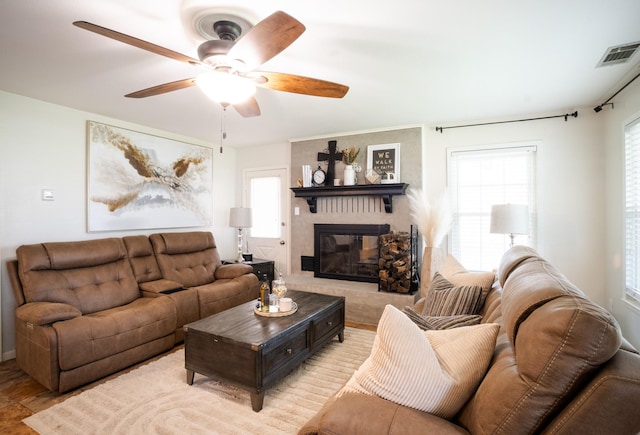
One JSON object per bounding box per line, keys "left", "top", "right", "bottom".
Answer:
{"left": 42, "top": 189, "right": 55, "bottom": 201}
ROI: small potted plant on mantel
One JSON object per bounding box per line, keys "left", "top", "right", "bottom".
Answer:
{"left": 342, "top": 146, "right": 360, "bottom": 185}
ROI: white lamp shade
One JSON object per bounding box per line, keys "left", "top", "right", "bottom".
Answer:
{"left": 229, "top": 207, "right": 252, "bottom": 228}
{"left": 490, "top": 204, "right": 529, "bottom": 235}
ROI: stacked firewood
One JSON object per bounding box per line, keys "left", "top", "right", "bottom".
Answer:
{"left": 378, "top": 231, "right": 412, "bottom": 293}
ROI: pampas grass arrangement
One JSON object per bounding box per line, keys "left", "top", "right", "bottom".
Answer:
{"left": 407, "top": 187, "right": 451, "bottom": 248}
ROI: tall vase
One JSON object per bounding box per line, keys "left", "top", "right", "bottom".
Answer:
{"left": 343, "top": 164, "right": 355, "bottom": 185}
{"left": 420, "top": 246, "right": 445, "bottom": 298}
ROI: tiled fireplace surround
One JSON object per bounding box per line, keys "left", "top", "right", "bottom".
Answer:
{"left": 287, "top": 126, "right": 423, "bottom": 325}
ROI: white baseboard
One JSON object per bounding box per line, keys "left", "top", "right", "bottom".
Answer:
{"left": 2, "top": 349, "right": 16, "bottom": 361}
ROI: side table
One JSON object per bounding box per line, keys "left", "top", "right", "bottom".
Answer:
{"left": 223, "top": 258, "right": 275, "bottom": 284}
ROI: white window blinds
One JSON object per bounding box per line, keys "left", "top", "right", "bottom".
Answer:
{"left": 625, "top": 116, "right": 640, "bottom": 302}
{"left": 448, "top": 145, "right": 536, "bottom": 271}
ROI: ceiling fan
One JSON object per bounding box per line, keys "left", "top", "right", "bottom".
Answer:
{"left": 73, "top": 11, "right": 349, "bottom": 117}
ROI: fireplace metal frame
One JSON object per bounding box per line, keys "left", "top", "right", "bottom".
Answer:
{"left": 314, "top": 223, "right": 390, "bottom": 283}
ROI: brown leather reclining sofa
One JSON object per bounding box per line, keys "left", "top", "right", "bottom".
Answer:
{"left": 7, "top": 231, "right": 259, "bottom": 393}
{"left": 300, "top": 246, "right": 640, "bottom": 434}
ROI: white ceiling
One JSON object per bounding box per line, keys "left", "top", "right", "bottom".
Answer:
{"left": 2, "top": 0, "right": 640, "bottom": 147}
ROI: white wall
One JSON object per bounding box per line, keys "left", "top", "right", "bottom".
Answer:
{"left": 234, "top": 141, "right": 291, "bottom": 205}
{"left": 0, "top": 90, "right": 238, "bottom": 360}
{"left": 3, "top": 84, "right": 638, "bottom": 358}
{"left": 603, "top": 76, "right": 640, "bottom": 349}
{"left": 238, "top": 114, "right": 620, "bottom": 336}
{"left": 423, "top": 108, "right": 607, "bottom": 307}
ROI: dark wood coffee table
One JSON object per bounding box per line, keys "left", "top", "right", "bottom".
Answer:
{"left": 183, "top": 290, "right": 345, "bottom": 411}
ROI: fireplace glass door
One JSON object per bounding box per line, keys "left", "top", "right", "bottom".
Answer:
{"left": 314, "top": 224, "right": 390, "bottom": 283}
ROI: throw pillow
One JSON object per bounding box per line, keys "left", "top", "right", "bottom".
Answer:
{"left": 422, "top": 272, "right": 484, "bottom": 316}
{"left": 403, "top": 306, "right": 482, "bottom": 330}
{"left": 340, "top": 305, "right": 499, "bottom": 419}
{"left": 440, "top": 254, "right": 496, "bottom": 296}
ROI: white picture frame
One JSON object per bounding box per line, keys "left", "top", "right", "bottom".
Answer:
{"left": 87, "top": 121, "right": 213, "bottom": 232}
{"left": 366, "top": 143, "right": 401, "bottom": 183}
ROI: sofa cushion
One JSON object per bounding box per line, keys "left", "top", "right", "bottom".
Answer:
{"left": 123, "top": 235, "right": 163, "bottom": 283}
{"left": 458, "top": 248, "right": 622, "bottom": 434}
{"left": 341, "top": 305, "right": 499, "bottom": 419}
{"left": 156, "top": 231, "right": 216, "bottom": 255}
{"left": 422, "top": 273, "right": 484, "bottom": 317}
{"left": 122, "top": 237, "right": 183, "bottom": 292}
{"left": 24, "top": 238, "right": 127, "bottom": 271}
{"left": 150, "top": 232, "right": 221, "bottom": 287}
{"left": 53, "top": 296, "right": 176, "bottom": 370}
{"left": 496, "top": 244, "right": 539, "bottom": 288}
{"left": 17, "top": 239, "right": 139, "bottom": 314}
{"left": 300, "top": 392, "right": 471, "bottom": 435}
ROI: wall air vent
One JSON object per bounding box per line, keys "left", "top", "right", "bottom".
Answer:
{"left": 596, "top": 42, "right": 640, "bottom": 67}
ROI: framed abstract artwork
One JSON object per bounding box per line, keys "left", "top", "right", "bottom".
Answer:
{"left": 367, "top": 143, "right": 401, "bottom": 183}
{"left": 87, "top": 121, "right": 213, "bottom": 232}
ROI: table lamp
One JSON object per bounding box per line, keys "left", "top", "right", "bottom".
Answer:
{"left": 229, "top": 207, "right": 252, "bottom": 263}
{"left": 490, "top": 204, "right": 529, "bottom": 247}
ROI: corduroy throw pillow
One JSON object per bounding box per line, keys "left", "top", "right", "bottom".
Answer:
{"left": 340, "top": 305, "right": 499, "bottom": 419}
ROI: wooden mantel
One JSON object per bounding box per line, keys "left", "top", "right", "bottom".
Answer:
{"left": 290, "top": 183, "right": 408, "bottom": 213}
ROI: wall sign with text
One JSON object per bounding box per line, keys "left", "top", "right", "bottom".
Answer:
{"left": 366, "top": 143, "right": 401, "bottom": 183}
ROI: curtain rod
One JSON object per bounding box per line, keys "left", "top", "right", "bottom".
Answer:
{"left": 435, "top": 111, "right": 578, "bottom": 133}
{"left": 594, "top": 70, "right": 640, "bottom": 113}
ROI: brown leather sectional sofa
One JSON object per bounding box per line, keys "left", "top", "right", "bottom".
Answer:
{"left": 300, "top": 246, "right": 640, "bottom": 434}
{"left": 7, "top": 231, "right": 259, "bottom": 393}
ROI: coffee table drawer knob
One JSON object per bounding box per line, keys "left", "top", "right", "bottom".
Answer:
{"left": 286, "top": 348, "right": 292, "bottom": 355}
{"left": 327, "top": 321, "right": 333, "bottom": 327}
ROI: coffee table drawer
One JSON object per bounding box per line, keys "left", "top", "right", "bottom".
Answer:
{"left": 313, "top": 305, "right": 344, "bottom": 342}
{"left": 263, "top": 328, "right": 309, "bottom": 375}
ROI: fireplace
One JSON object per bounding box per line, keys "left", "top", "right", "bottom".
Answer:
{"left": 314, "top": 224, "right": 390, "bottom": 283}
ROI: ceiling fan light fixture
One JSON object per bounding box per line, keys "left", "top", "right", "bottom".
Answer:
{"left": 196, "top": 71, "right": 256, "bottom": 105}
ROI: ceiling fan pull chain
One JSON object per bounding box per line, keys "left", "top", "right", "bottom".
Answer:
{"left": 220, "top": 104, "right": 228, "bottom": 153}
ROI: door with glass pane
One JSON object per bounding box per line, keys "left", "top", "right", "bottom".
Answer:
{"left": 244, "top": 167, "right": 289, "bottom": 275}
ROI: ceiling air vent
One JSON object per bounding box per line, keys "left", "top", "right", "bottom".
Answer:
{"left": 596, "top": 41, "right": 640, "bottom": 67}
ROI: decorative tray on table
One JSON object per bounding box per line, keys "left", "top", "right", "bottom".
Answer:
{"left": 253, "top": 302, "right": 298, "bottom": 317}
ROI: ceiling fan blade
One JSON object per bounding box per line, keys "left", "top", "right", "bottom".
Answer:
{"left": 251, "top": 72, "right": 349, "bottom": 98}
{"left": 228, "top": 11, "right": 305, "bottom": 71}
{"left": 232, "top": 96, "right": 261, "bottom": 117}
{"left": 125, "top": 78, "right": 197, "bottom": 98}
{"left": 73, "top": 21, "right": 204, "bottom": 66}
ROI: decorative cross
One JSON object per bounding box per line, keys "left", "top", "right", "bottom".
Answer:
{"left": 317, "top": 140, "right": 343, "bottom": 186}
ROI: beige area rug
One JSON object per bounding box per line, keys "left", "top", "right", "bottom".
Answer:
{"left": 24, "top": 327, "right": 375, "bottom": 435}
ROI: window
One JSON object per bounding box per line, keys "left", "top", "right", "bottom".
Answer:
{"left": 448, "top": 145, "right": 537, "bottom": 270}
{"left": 249, "top": 176, "right": 281, "bottom": 238}
{"left": 625, "top": 116, "right": 640, "bottom": 302}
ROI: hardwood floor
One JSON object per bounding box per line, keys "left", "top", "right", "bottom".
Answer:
{"left": 0, "top": 321, "right": 375, "bottom": 434}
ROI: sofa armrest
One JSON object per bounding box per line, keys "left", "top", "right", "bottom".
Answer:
{"left": 16, "top": 302, "right": 81, "bottom": 326}
{"left": 139, "top": 279, "right": 185, "bottom": 295}
{"left": 214, "top": 263, "right": 254, "bottom": 280}
{"left": 298, "top": 392, "right": 470, "bottom": 435}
